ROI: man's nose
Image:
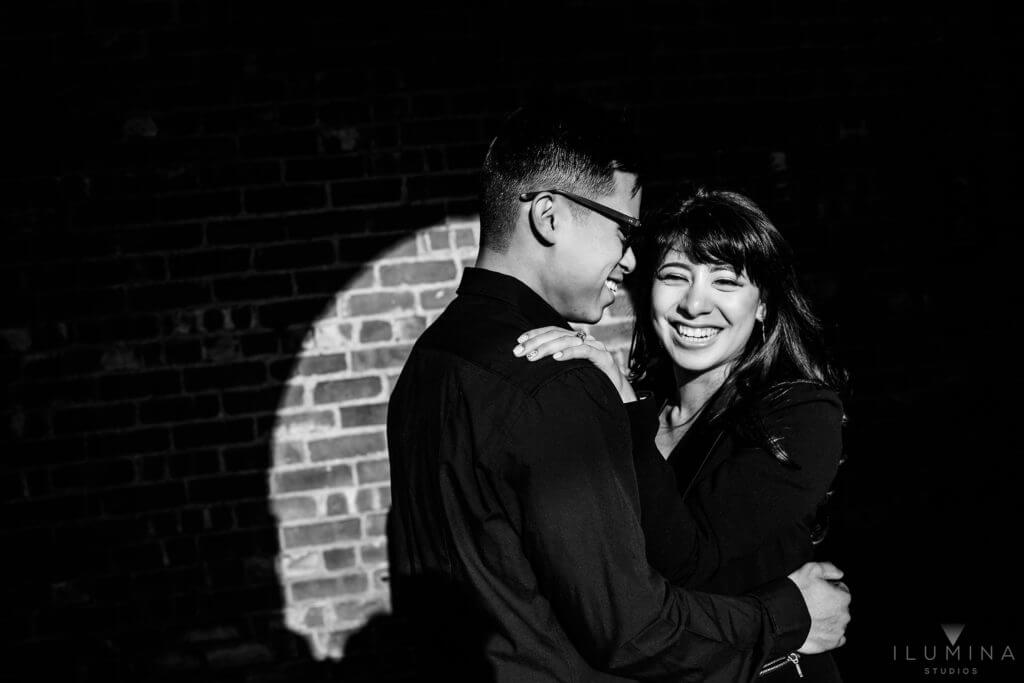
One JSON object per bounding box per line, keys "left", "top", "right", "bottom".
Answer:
{"left": 618, "top": 245, "right": 636, "bottom": 274}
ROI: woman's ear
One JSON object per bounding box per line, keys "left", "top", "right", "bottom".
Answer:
{"left": 756, "top": 301, "right": 767, "bottom": 322}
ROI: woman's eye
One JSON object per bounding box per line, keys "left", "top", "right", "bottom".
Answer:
{"left": 715, "top": 279, "right": 739, "bottom": 287}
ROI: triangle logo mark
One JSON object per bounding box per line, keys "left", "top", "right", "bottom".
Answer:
{"left": 941, "top": 623, "right": 966, "bottom": 646}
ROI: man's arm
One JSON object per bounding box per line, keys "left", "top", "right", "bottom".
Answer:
{"left": 509, "top": 366, "right": 809, "bottom": 680}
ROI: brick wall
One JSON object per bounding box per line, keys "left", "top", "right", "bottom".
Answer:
{"left": 3, "top": 1, "right": 1014, "bottom": 680}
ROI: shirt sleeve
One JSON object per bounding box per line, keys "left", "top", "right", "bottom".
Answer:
{"left": 507, "top": 366, "right": 809, "bottom": 679}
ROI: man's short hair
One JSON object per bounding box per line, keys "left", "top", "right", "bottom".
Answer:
{"left": 480, "top": 101, "right": 641, "bottom": 252}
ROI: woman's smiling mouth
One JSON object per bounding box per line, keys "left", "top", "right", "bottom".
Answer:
{"left": 674, "top": 324, "right": 721, "bottom": 346}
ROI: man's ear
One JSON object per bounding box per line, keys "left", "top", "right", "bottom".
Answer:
{"left": 525, "top": 192, "right": 564, "bottom": 247}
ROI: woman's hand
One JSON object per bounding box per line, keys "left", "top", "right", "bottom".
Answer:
{"left": 513, "top": 326, "right": 637, "bottom": 403}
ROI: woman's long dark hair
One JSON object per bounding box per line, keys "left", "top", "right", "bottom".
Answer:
{"left": 628, "top": 189, "right": 847, "bottom": 460}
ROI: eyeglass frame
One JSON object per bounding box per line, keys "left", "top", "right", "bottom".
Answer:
{"left": 518, "top": 189, "right": 642, "bottom": 240}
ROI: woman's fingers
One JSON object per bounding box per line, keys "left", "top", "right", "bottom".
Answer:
{"left": 514, "top": 327, "right": 584, "bottom": 357}
{"left": 516, "top": 326, "right": 565, "bottom": 344}
{"left": 522, "top": 334, "right": 587, "bottom": 361}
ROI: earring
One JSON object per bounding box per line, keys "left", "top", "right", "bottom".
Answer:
{"left": 759, "top": 319, "right": 766, "bottom": 345}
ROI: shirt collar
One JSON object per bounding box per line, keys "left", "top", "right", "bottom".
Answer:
{"left": 457, "top": 267, "right": 570, "bottom": 329}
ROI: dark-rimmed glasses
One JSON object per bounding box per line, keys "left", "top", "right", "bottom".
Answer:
{"left": 519, "top": 189, "right": 642, "bottom": 238}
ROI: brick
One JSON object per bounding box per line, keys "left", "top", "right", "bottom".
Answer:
{"left": 240, "top": 131, "right": 319, "bottom": 158}
{"left": 335, "top": 234, "right": 416, "bottom": 264}
{"left": 291, "top": 577, "right": 338, "bottom": 602}
{"left": 239, "top": 332, "right": 278, "bottom": 357}
{"left": 355, "top": 489, "right": 375, "bottom": 512}
{"left": 340, "top": 572, "right": 369, "bottom": 595}
{"left": 339, "top": 403, "right": 388, "bottom": 428}
{"left": 165, "top": 339, "right": 203, "bottom": 364}
{"left": 140, "top": 395, "right": 220, "bottom": 424}
{"left": 330, "top": 178, "right": 402, "bottom": 206}
{"left": 419, "top": 286, "right": 456, "bottom": 310}
{"left": 276, "top": 410, "right": 336, "bottom": 432}
{"left": 379, "top": 260, "right": 458, "bottom": 286}
{"left": 183, "top": 362, "right": 266, "bottom": 392}
{"left": 234, "top": 500, "right": 275, "bottom": 529}
{"left": 395, "top": 315, "right": 427, "bottom": 340}
{"left": 407, "top": 173, "right": 478, "bottom": 201}
{"left": 351, "top": 345, "right": 411, "bottom": 371}
{"left": 324, "top": 547, "right": 357, "bottom": 571}
{"left": 119, "top": 224, "right": 205, "bottom": 254}
{"left": 89, "top": 428, "right": 172, "bottom": 457}
{"left": 273, "top": 441, "right": 305, "bottom": 466}
{"left": 222, "top": 386, "right": 281, "bottom": 415}
{"left": 294, "top": 266, "right": 370, "bottom": 295}
{"left": 53, "top": 403, "right": 136, "bottom": 435}
{"left": 286, "top": 157, "right": 365, "bottom": 182}
{"left": 274, "top": 464, "right": 353, "bottom": 493}
{"left": 52, "top": 458, "right": 136, "bottom": 489}
{"left": 309, "top": 432, "right": 386, "bottom": 462}
{"left": 313, "top": 377, "right": 381, "bottom": 404}
{"left": 199, "top": 161, "right": 281, "bottom": 188}
{"left": 365, "top": 512, "right": 387, "bottom": 537}
{"left": 326, "top": 493, "right": 349, "bottom": 516}
{"left": 282, "top": 518, "right": 361, "bottom": 549}
{"left": 258, "top": 297, "right": 334, "bottom": 328}
{"left": 344, "top": 291, "right": 414, "bottom": 317}
{"left": 359, "top": 320, "right": 392, "bottom": 343}
{"left": 159, "top": 191, "right": 241, "bottom": 221}
{"left": 207, "top": 217, "right": 288, "bottom": 245}
{"left": 254, "top": 241, "right": 335, "bottom": 270}
{"left": 213, "top": 274, "right": 293, "bottom": 302}
{"left": 99, "top": 370, "right": 182, "bottom": 400}
{"left": 187, "top": 473, "right": 265, "bottom": 503}
{"left": 222, "top": 444, "right": 267, "bottom": 472}
{"left": 168, "top": 450, "right": 220, "bottom": 478}
{"left": 378, "top": 486, "right": 391, "bottom": 508}
{"left": 245, "top": 185, "right": 327, "bottom": 213}
{"left": 455, "top": 227, "right": 477, "bottom": 247}
{"left": 357, "top": 459, "right": 390, "bottom": 485}
{"left": 296, "top": 353, "right": 348, "bottom": 376}
{"left": 173, "top": 419, "right": 254, "bottom": 449}
{"left": 102, "top": 482, "right": 186, "bottom": 514}
{"left": 361, "top": 543, "right": 387, "bottom": 565}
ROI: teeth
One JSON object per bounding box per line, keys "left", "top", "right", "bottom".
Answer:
{"left": 676, "top": 325, "right": 719, "bottom": 340}
{"left": 605, "top": 280, "right": 619, "bottom": 294}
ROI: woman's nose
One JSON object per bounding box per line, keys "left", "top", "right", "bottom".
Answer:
{"left": 680, "top": 283, "right": 712, "bottom": 317}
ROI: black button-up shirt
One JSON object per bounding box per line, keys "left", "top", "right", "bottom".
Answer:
{"left": 386, "top": 267, "right": 809, "bottom": 682}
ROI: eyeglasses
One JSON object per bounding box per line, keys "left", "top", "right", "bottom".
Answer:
{"left": 519, "top": 189, "right": 642, "bottom": 239}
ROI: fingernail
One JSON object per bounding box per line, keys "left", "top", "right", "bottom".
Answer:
{"left": 517, "top": 334, "right": 528, "bottom": 343}
{"left": 513, "top": 345, "right": 524, "bottom": 356}
{"left": 526, "top": 351, "right": 537, "bottom": 360}
{"left": 553, "top": 352, "right": 563, "bottom": 360}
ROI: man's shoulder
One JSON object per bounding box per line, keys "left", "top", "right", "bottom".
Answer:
{"left": 413, "top": 301, "right": 617, "bottom": 402}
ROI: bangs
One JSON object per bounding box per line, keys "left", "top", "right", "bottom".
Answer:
{"left": 654, "top": 204, "right": 769, "bottom": 283}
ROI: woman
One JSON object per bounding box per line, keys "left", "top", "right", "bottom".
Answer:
{"left": 513, "top": 189, "right": 847, "bottom": 680}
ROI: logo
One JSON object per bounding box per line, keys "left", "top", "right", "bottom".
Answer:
{"left": 891, "top": 623, "right": 1016, "bottom": 678}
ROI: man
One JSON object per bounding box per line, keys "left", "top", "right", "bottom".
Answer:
{"left": 386, "top": 102, "right": 850, "bottom": 681}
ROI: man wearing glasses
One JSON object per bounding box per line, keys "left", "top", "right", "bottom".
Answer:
{"left": 386, "top": 102, "right": 850, "bottom": 680}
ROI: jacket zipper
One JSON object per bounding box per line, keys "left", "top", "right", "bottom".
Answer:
{"left": 759, "top": 653, "right": 803, "bottom": 678}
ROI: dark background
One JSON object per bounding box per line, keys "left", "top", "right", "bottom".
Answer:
{"left": 3, "top": 0, "right": 1020, "bottom": 680}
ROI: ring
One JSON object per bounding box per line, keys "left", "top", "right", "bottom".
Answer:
{"left": 575, "top": 330, "right": 588, "bottom": 343}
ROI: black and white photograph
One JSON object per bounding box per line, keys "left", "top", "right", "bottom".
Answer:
{"left": 3, "top": 1, "right": 1020, "bottom": 681}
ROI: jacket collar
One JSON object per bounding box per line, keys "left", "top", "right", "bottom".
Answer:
{"left": 457, "top": 267, "right": 570, "bottom": 329}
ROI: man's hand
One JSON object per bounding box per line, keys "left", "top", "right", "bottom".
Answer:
{"left": 788, "top": 561, "right": 851, "bottom": 654}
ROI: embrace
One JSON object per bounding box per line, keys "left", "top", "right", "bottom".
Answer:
{"left": 386, "top": 103, "right": 851, "bottom": 682}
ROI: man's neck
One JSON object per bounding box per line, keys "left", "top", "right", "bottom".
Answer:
{"left": 475, "top": 247, "right": 549, "bottom": 307}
